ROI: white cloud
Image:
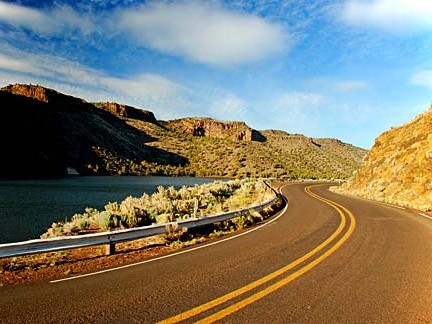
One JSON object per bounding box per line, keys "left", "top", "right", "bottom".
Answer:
{"left": 252, "top": 92, "right": 327, "bottom": 134}
{"left": 410, "top": 70, "right": 432, "bottom": 90}
{"left": 0, "top": 1, "right": 95, "bottom": 35}
{"left": 0, "top": 0, "right": 288, "bottom": 66}
{"left": 307, "top": 78, "right": 370, "bottom": 92}
{"left": 0, "top": 1, "right": 48, "bottom": 33}
{"left": 112, "top": 0, "right": 288, "bottom": 65}
{"left": 208, "top": 93, "right": 248, "bottom": 121}
{"left": 0, "top": 54, "right": 43, "bottom": 75}
{"left": 339, "top": 0, "right": 432, "bottom": 34}
{"left": 0, "top": 48, "right": 182, "bottom": 114}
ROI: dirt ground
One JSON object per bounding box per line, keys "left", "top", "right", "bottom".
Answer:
{"left": 0, "top": 235, "right": 183, "bottom": 286}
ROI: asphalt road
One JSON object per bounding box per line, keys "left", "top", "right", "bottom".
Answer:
{"left": 1, "top": 182, "right": 431, "bottom": 323}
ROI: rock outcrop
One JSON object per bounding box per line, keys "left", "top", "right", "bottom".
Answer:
{"left": 335, "top": 106, "right": 432, "bottom": 211}
{"left": 166, "top": 118, "right": 265, "bottom": 142}
{"left": 94, "top": 102, "right": 157, "bottom": 124}
{"left": 0, "top": 84, "right": 185, "bottom": 177}
{"left": 3, "top": 85, "right": 158, "bottom": 125}
{"left": 0, "top": 83, "right": 367, "bottom": 179}
{"left": 2, "top": 84, "right": 87, "bottom": 107}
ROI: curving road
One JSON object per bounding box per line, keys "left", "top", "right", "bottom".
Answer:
{"left": 1, "top": 182, "right": 432, "bottom": 323}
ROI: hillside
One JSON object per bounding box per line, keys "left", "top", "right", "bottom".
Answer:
{"left": 0, "top": 84, "right": 366, "bottom": 179}
{"left": 334, "top": 106, "right": 432, "bottom": 211}
{"left": 0, "top": 84, "right": 186, "bottom": 177}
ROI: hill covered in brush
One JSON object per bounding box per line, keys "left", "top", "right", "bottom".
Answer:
{"left": 334, "top": 106, "right": 432, "bottom": 211}
{"left": 0, "top": 84, "right": 366, "bottom": 179}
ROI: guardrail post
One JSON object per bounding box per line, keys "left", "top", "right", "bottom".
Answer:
{"left": 105, "top": 241, "right": 115, "bottom": 255}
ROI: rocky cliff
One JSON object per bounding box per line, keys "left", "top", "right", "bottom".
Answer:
{"left": 3, "top": 84, "right": 87, "bottom": 107}
{"left": 334, "top": 106, "right": 432, "bottom": 211}
{"left": 0, "top": 84, "right": 186, "bottom": 177}
{"left": 0, "top": 83, "right": 366, "bottom": 179}
{"left": 165, "top": 118, "right": 265, "bottom": 142}
{"left": 94, "top": 102, "right": 157, "bottom": 124}
{"left": 167, "top": 118, "right": 252, "bottom": 141}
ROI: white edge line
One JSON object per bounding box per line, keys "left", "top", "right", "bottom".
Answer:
{"left": 334, "top": 189, "right": 432, "bottom": 220}
{"left": 352, "top": 196, "right": 406, "bottom": 210}
{"left": 364, "top": 198, "right": 432, "bottom": 218}
{"left": 418, "top": 213, "right": 432, "bottom": 221}
{"left": 330, "top": 189, "right": 406, "bottom": 211}
{"left": 50, "top": 184, "right": 290, "bottom": 284}
{"left": 373, "top": 201, "right": 406, "bottom": 210}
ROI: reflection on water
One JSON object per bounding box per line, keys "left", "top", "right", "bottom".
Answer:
{"left": 0, "top": 176, "right": 216, "bottom": 244}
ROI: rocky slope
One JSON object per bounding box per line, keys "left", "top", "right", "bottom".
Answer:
{"left": 0, "top": 84, "right": 186, "bottom": 177}
{"left": 94, "top": 102, "right": 157, "bottom": 124}
{"left": 0, "top": 84, "right": 366, "bottom": 178}
{"left": 165, "top": 118, "right": 265, "bottom": 142}
{"left": 334, "top": 106, "right": 432, "bottom": 211}
{"left": 3, "top": 83, "right": 87, "bottom": 106}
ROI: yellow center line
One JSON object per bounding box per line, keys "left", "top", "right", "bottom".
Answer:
{"left": 158, "top": 184, "right": 355, "bottom": 324}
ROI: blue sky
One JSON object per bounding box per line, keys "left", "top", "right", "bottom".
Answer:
{"left": 0, "top": 0, "right": 431, "bottom": 149}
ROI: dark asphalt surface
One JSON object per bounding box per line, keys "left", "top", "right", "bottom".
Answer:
{"left": 1, "top": 182, "right": 431, "bottom": 323}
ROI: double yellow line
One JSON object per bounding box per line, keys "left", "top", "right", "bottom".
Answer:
{"left": 158, "top": 184, "right": 356, "bottom": 324}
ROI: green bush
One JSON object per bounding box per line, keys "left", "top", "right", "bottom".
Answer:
{"left": 98, "top": 211, "right": 113, "bottom": 231}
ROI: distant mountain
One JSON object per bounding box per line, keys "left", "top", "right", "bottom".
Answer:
{"left": 0, "top": 84, "right": 366, "bottom": 178}
{"left": 335, "top": 106, "right": 432, "bottom": 211}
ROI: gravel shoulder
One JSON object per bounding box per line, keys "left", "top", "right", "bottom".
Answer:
{"left": 0, "top": 235, "right": 179, "bottom": 286}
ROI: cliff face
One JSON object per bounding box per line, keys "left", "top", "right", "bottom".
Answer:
{"left": 3, "top": 84, "right": 87, "bottom": 107}
{"left": 94, "top": 102, "right": 157, "bottom": 124}
{"left": 335, "top": 106, "right": 432, "bottom": 211}
{"left": 0, "top": 83, "right": 366, "bottom": 179}
{"left": 165, "top": 118, "right": 265, "bottom": 142}
{"left": 3, "top": 85, "right": 158, "bottom": 124}
{"left": 0, "top": 84, "right": 185, "bottom": 177}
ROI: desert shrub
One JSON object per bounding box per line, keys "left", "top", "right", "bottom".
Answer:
{"left": 98, "top": 211, "right": 113, "bottom": 231}
{"left": 41, "top": 178, "right": 274, "bottom": 238}
{"left": 71, "top": 213, "right": 90, "bottom": 230}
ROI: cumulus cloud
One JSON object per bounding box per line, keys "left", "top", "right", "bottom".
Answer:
{"left": 112, "top": 0, "right": 288, "bottom": 65}
{"left": 0, "top": 1, "right": 95, "bottom": 35}
{"left": 0, "top": 0, "right": 288, "bottom": 66}
{"left": 339, "top": 0, "right": 432, "bottom": 34}
{"left": 410, "top": 70, "right": 432, "bottom": 90}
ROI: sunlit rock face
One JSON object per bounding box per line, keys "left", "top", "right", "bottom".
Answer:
{"left": 336, "top": 106, "right": 432, "bottom": 212}
{"left": 94, "top": 102, "right": 157, "bottom": 124}
{"left": 166, "top": 117, "right": 265, "bottom": 142}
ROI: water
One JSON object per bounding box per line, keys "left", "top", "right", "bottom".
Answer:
{"left": 0, "top": 176, "right": 217, "bottom": 244}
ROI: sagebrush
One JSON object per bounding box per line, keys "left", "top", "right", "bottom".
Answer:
{"left": 41, "top": 179, "right": 274, "bottom": 238}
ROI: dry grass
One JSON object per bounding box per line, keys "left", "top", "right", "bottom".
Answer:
{"left": 126, "top": 119, "right": 366, "bottom": 179}
{"left": 334, "top": 106, "right": 432, "bottom": 212}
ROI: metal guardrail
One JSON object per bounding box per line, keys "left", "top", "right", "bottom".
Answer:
{"left": 0, "top": 193, "right": 278, "bottom": 258}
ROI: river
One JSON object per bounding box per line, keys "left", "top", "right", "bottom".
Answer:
{"left": 0, "top": 176, "right": 217, "bottom": 244}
